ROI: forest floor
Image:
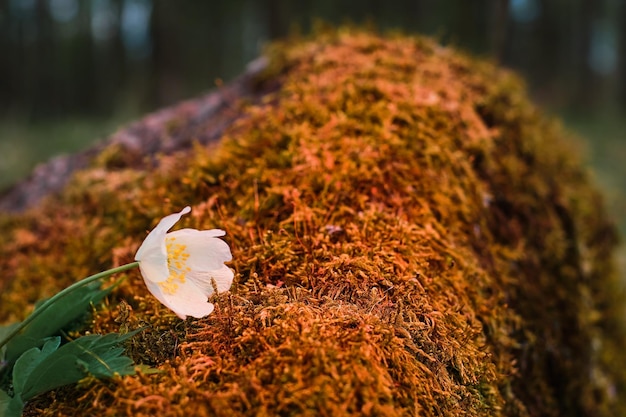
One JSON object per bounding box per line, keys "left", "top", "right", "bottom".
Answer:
{"left": 0, "top": 114, "right": 136, "bottom": 191}
{"left": 565, "top": 111, "right": 626, "bottom": 280}
{"left": 566, "top": 113, "right": 626, "bottom": 233}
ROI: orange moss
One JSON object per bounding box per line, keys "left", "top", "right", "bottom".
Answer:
{"left": 1, "top": 28, "right": 624, "bottom": 416}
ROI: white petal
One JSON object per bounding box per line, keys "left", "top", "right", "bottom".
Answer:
{"left": 166, "top": 228, "right": 232, "bottom": 271}
{"left": 187, "top": 264, "right": 235, "bottom": 296}
{"left": 138, "top": 259, "right": 168, "bottom": 286}
{"left": 135, "top": 206, "right": 191, "bottom": 283}
{"left": 143, "top": 276, "right": 215, "bottom": 320}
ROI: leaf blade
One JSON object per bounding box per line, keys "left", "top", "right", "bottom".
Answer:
{"left": 0, "top": 388, "right": 24, "bottom": 417}
{"left": 5, "top": 281, "right": 112, "bottom": 364}
{"left": 20, "top": 330, "right": 141, "bottom": 401}
{"left": 12, "top": 337, "right": 60, "bottom": 395}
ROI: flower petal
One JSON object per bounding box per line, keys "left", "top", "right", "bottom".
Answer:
{"left": 166, "top": 228, "right": 232, "bottom": 271}
{"left": 187, "top": 264, "right": 235, "bottom": 296}
{"left": 135, "top": 206, "right": 191, "bottom": 283}
{"left": 143, "top": 276, "right": 215, "bottom": 320}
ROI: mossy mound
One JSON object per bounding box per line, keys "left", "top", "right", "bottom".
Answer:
{"left": 1, "top": 29, "right": 625, "bottom": 416}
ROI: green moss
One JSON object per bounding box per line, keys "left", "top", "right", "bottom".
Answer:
{"left": 1, "top": 28, "right": 624, "bottom": 416}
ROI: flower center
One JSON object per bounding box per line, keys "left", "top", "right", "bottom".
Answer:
{"left": 158, "top": 236, "right": 191, "bottom": 295}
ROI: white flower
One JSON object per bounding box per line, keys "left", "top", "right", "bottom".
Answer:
{"left": 134, "top": 206, "right": 233, "bottom": 319}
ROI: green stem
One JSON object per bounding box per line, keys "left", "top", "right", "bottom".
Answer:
{"left": 0, "top": 262, "right": 139, "bottom": 351}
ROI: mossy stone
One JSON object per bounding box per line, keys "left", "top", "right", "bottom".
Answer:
{"left": 1, "top": 29, "right": 625, "bottom": 416}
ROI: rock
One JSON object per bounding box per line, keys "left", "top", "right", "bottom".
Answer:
{"left": 1, "top": 29, "right": 624, "bottom": 416}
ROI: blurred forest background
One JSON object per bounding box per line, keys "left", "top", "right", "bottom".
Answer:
{"left": 0, "top": 0, "right": 625, "bottom": 243}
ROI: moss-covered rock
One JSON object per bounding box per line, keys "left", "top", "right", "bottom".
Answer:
{"left": 1, "top": 28, "right": 625, "bottom": 416}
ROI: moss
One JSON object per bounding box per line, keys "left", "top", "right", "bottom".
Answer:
{"left": 1, "top": 28, "right": 625, "bottom": 416}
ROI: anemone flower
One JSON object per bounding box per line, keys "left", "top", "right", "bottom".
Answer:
{"left": 134, "top": 206, "right": 233, "bottom": 319}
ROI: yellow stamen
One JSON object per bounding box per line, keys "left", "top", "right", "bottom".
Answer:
{"left": 158, "top": 237, "right": 191, "bottom": 295}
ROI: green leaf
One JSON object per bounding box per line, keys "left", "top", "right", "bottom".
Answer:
{"left": 19, "top": 330, "right": 141, "bottom": 401}
{"left": 0, "top": 324, "right": 19, "bottom": 387}
{"left": 12, "top": 337, "right": 60, "bottom": 395}
{"left": 0, "top": 324, "right": 18, "bottom": 364}
{"left": 0, "top": 388, "right": 23, "bottom": 417}
{"left": 5, "top": 281, "right": 112, "bottom": 364}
